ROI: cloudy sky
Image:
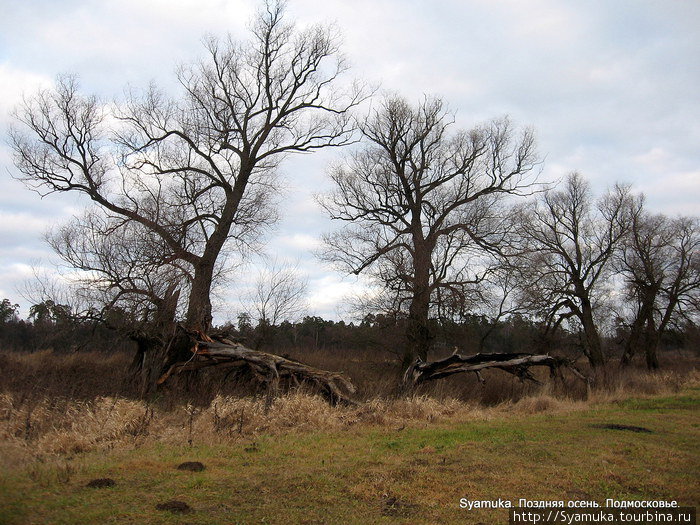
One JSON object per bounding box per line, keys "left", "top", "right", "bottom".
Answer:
{"left": 1, "top": 0, "right": 699, "bottom": 322}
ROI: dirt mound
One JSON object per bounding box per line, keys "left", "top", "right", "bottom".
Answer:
{"left": 86, "top": 478, "right": 115, "bottom": 488}
{"left": 177, "top": 461, "right": 205, "bottom": 472}
{"left": 156, "top": 500, "right": 190, "bottom": 513}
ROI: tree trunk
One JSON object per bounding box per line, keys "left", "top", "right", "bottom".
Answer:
{"left": 405, "top": 249, "right": 432, "bottom": 369}
{"left": 620, "top": 314, "right": 643, "bottom": 366}
{"left": 130, "top": 335, "right": 161, "bottom": 395}
{"left": 642, "top": 315, "right": 660, "bottom": 370}
{"left": 186, "top": 263, "right": 214, "bottom": 331}
{"left": 579, "top": 296, "right": 605, "bottom": 367}
{"left": 621, "top": 295, "right": 653, "bottom": 366}
{"left": 406, "top": 301, "right": 431, "bottom": 368}
{"left": 643, "top": 297, "right": 678, "bottom": 371}
{"left": 130, "top": 284, "right": 182, "bottom": 395}
{"left": 644, "top": 335, "right": 660, "bottom": 370}
{"left": 620, "top": 319, "right": 641, "bottom": 366}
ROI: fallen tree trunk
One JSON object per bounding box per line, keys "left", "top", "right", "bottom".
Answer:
{"left": 156, "top": 327, "right": 357, "bottom": 405}
{"left": 403, "top": 351, "right": 587, "bottom": 385}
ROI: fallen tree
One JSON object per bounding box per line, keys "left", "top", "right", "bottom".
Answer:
{"left": 403, "top": 350, "right": 587, "bottom": 386}
{"left": 155, "top": 327, "right": 358, "bottom": 405}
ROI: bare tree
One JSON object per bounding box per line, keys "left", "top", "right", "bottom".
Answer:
{"left": 515, "top": 172, "right": 631, "bottom": 368}
{"left": 319, "top": 95, "right": 540, "bottom": 367}
{"left": 472, "top": 262, "right": 531, "bottom": 351}
{"left": 10, "top": 1, "right": 361, "bottom": 332}
{"left": 617, "top": 198, "right": 700, "bottom": 369}
{"left": 249, "top": 260, "right": 309, "bottom": 327}
{"left": 245, "top": 259, "right": 308, "bottom": 349}
{"left": 10, "top": 0, "right": 363, "bottom": 393}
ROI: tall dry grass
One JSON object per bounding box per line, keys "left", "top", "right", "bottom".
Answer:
{"left": 0, "top": 348, "right": 697, "bottom": 468}
{"left": 0, "top": 392, "right": 488, "bottom": 468}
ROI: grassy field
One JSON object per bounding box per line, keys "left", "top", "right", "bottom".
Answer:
{"left": 1, "top": 387, "right": 698, "bottom": 524}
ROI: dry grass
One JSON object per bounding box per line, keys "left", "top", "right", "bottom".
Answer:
{"left": 0, "top": 350, "right": 133, "bottom": 401}
{"left": 1, "top": 348, "right": 697, "bottom": 524}
{"left": 2, "top": 388, "right": 698, "bottom": 524}
{"left": 587, "top": 366, "right": 696, "bottom": 401}
{"left": 1, "top": 349, "right": 698, "bottom": 524}
{"left": 3, "top": 347, "right": 696, "bottom": 403}
{"left": 0, "top": 348, "right": 697, "bottom": 472}
{"left": 0, "top": 392, "right": 481, "bottom": 465}
{"left": 1, "top": 361, "right": 697, "bottom": 470}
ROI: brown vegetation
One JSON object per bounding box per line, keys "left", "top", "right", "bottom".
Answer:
{"left": 0, "top": 348, "right": 697, "bottom": 470}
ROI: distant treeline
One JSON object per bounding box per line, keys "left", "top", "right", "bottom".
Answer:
{"left": 1, "top": 298, "right": 695, "bottom": 363}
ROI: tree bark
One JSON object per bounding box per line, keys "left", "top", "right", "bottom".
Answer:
{"left": 621, "top": 286, "right": 658, "bottom": 367}
{"left": 405, "top": 250, "right": 432, "bottom": 368}
{"left": 186, "top": 263, "right": 215, "bottom": 332}
{"left": 129, "top": 285, "right": 183, "bottom": 395}
{"left": 620, "top": 313, "right": 644, "bottom": 366}
{"left": 579, "top": 295, "right": 606, "bottom": 367}
{"left": 642, "top": 297, "right": 678, "bottom": 371}
{"left": 643, "top": 334, "right": 660, "bottom": 370}
{"left": 642, "top": 316, "right": 660, "bottom": 370}
{"left": 406, "top": 298, "right": 431, "bottom": 368}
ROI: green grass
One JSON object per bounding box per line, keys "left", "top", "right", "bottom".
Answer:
{"left": 1, "top": 390, "right": 698, "bottom": 524}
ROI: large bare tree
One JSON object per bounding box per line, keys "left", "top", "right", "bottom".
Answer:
{"left": 12, "top": 2, "right": 362, "bottom": 331}
{"left": 617, "top": 198, "right": 700, "bottom": 369}
{"left": 319, "top": 96, "right": 540, "bottom": 367}
{"left": 515, "top": 172, "right": 631, "bottom": 368}
{"left": 10, "top": 1, "right": 363, "bottom": 393}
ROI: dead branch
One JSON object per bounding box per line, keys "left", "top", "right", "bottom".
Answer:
{"left": 403, "top": 351, "right": 587, "bottom": 385}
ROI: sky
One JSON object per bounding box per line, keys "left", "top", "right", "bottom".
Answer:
{"left": 1, "top": 0, "right": 699, "bottom": 323}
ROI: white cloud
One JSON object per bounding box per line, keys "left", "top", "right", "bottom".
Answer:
{"left": 307, "top": 274, "right": 364, "bottom": 318}
{"left": 633, "top": 147, "right": 669, "bottom": 169}
{"left": 0, "top": 211, "right": 51, "bottom": 246}
{"left": 1, "top": 0, "right": 699, "bottom": 319}
{"left": 639, "top": 170, "right": 700, "bottom": 216}
{"left": 276, "top": 234, "right": 321, "bottom": 252}
{"left": 0, "top": 63, "right": 53, "bottom": 118}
